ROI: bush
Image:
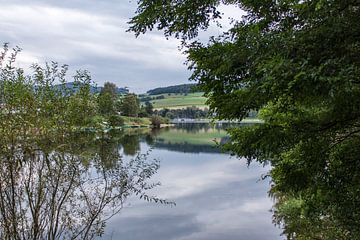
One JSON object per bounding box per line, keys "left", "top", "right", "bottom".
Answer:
{"left": 150, "top": 115, "right": 169, "bottom": 128}
{"left": 155, "top": 95, "right": 165, "bottom": 100}
{"left": 108, "top": 115, "right": 124, "bottom": 127}
{"left": 138, "top": 110, "right": 149, "bottom": 118}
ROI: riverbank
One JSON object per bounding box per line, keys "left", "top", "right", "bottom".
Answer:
{"left": 171, "top": 118, "right": 263, "bottom": 124}
{"left": 81, "top": 116, "right": 262, "bottom": 133}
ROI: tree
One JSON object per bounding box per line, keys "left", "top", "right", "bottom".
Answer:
{"left": 130, "top": 1, "right": 360, "bottom": 238}
{"left": 102, "top": 82, "right": 117, "bottom": 98}
{"left": 144, "top": 101, "right": 154, "bottom": 115}
{"left": 120, "top": 93, "right": 140, "bottom": 117}
{"left": 0, "top": 45, "right": 171, "bottom": 239}
{"left": 138, "top": 101, "right": 153, "bottom": 117}
{"left": 97, "top": 82, "right": 118, "bottom": 116}
{"left": 150, "top": 115, "right": 163, "bottom": 128}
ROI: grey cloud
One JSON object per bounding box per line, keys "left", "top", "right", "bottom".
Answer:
{"left": 0, "top": 0, "right": 135, "bottom": 17}
{"left": 104, "top": 214, "right": 202, "bottom": 240}
{"left": 0, "top": 0, "right": 189, "bottom": 93}
{"left": 105, "top": 176, "right": 280, "bottom": 240}
{"left": 105, "top": 152, "right": 281, "bottom": 240}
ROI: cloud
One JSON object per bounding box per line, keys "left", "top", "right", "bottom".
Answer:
{"left": 0, "top": 2, "right": 189, "bottom": 92}
{"left": 148, "top": 151, "right": 270, "bottom": 199}
{"left": 107, "top": 149, "right": 280, "bottom": 240}
{"left": 0, "top": 1, "right": 247, "bottom": 92}
{"left": 105, "top": 213, "right": 202, "bottom": 240}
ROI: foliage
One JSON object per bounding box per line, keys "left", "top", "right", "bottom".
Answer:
{"left": 102, "top": 82, "right": 117, "bottom": 98}
{"left": 138, "top": 101, "right": 153, "bottom": 117}
{"left": 144, "top": 101, "right": 154, "bottom": 115}
{"left": 0, "top": 44, "right": 171, "bottom": 239}
{"left": 108, "top": 114, "right": 125, "bottom": 127}
{"left": 53, "top": 82, "right": 129, "bottom": 95}
{"left": 155, "top": 106, "right": 209, "bottom": 119}
{"left": 146, "top": 83, "right": 197, "bottom": 95}
{"left": 120, "top": 93, "right": 140, "bottom": 117}
{"left": 97, "top": 82, "right": 119, "bottom": 116}
{"left": 121, "top": 116, "right": 151, "bottom": 126}
{"left": 150, "top": 115, "right": 169, "bottom": 128}
{"left": 130, "top": 0, "right": 360, "bottom": 238}
{"left": 154, "top": 95, "right": 165, "bottom": 100}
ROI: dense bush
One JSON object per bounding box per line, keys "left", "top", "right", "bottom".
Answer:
{"left": 150, "top": 115, "right": 169, "bottom": 128}
{"left": 108, "top": 115, "right": 125, "bottom": 127}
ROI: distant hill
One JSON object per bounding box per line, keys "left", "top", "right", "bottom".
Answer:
{"left": 146, "top": 84, "right": 197, "bottom": 95}
{"left": 54, "top": 82, "right": 129, "bottom": 95}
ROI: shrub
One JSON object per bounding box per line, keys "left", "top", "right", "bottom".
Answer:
{"left": 108, "top": 115, "right": 124, "bottom": 127}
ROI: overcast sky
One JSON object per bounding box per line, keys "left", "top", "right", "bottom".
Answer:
{"left": 0, "top": 0, "right": 243, "bottom": 93}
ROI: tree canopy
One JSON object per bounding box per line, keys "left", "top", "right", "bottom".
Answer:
{"left": 120, "top": 93, "right": 140, "bottom": 117}
{"left": 98, "top": 82, "right": 119, "bottom": 116}
{"left": 130, "top": 0, "right": 360, "bottom": 238}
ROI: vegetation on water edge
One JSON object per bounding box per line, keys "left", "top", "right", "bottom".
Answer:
{"left": 0, "top": 45, "right": 172, "bottom": 239}
{"left": 122, "top": 116, "right": 151, "bottom": 126}
{"left": 130, "top": 0, "right": 360, "bottom": 238}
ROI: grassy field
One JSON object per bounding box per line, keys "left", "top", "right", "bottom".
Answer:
{"left": 149, "top": 92, "right": 207, "bottom": 109}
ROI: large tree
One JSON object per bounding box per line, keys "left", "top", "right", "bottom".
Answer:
{"left": 120, "top": 93, "right": 140, "bottom": 117}
{"left": 130, "top": 0, "right": 360, "bottom": 238}
{"left": 98, "top": 82, "right": 119, "bottom": 116}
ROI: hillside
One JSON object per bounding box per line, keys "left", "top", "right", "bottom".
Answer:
{"left": 141, "top": 92, "right": 207, "bottom": 110}
{"left": 146, "top": 84, "right": 197, "bottom": 95}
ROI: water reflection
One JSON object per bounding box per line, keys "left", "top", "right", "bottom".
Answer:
{"left": 144, "top": 124, "right": 230, "bottom": 154}
{"left": 0, "top": 133, "right": 164, "bottom": 239}
{"left": 0, "top": 124, "right": 281, "bottom": 239}
{"left": 104, "top": 124, "right": 282, "bottom": 240}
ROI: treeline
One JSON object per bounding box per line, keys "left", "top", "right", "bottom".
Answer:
{"left": 146, "top": 84, "right": 197, "bottom": 95}
{"left": 139, "top": 94, "right": 165, "bottom": 102}
{"left": 154, "top": 107, "right": 209, "bottom": 119}
{"left": 54, "top": 82, "right": 129, "bottom": 95}
{"left": 97, "top": 82, "right": 169, "bottom": 127}
{"left": 153, "top": 107, "right": 257, "bottom": 119}
{"left": 97, "top": 82, "right": 142, "bottom": 126}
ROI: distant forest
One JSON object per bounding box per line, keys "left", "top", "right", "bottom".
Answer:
{"left": 146, "top": 84, "right": 197, "bottom": 95}
{"left": 54, "top": 82, "right": 129, "bottom": 95}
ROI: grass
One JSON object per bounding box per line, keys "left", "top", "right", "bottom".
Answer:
{"left": 122, "top": 116, "right": 151, "bottom": 126}
{"left": 149, "top": 92, "right": 207, "bottom": 109}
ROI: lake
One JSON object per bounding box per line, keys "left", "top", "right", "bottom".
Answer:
{"left": 103, "top": 123, "right": 282, "bottom": 240}
{"left": 0, "top": 122, "right": 282, "bottom": 239}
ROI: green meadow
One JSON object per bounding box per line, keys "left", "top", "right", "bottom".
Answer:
{"left": 150, "top": 92, "right": 207, "bottom": 109}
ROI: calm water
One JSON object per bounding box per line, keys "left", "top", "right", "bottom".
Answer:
{"left": 103, "top": 124, "right": 282, "bottom": 240}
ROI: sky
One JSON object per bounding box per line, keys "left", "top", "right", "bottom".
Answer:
{"left": 0, "top": 0, "right": 243, "bottom": 93}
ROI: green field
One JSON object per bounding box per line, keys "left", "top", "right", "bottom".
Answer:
{"left": 149, "top": 92, "right": 207, "bottom": 109}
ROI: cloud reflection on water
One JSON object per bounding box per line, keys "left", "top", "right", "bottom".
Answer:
{"left": 105, "top": 143, "right": 282, "bottom": 240}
